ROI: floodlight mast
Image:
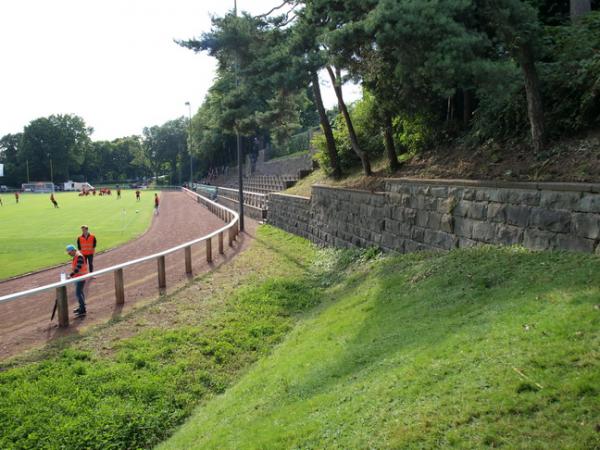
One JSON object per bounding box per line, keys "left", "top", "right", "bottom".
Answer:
{"left": 185, "top": 101, "right": 193, "bottom": 187}
{"left": 234, "top": 0, "right": 245, "bottom": 232}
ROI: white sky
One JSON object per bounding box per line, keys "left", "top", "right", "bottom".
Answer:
{"left": 0, "top": 0, "right": 360, "bottom": 142}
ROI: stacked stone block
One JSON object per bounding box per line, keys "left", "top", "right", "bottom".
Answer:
{"left": 267, "top": 194, "right": 312, "bottom": 239}
{"left": 267, "top": 179, "right": 600, "bottom": 254}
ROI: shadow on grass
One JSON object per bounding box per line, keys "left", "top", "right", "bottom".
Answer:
{"left": 285, "top": 247, "right": 600, "bottom": 407}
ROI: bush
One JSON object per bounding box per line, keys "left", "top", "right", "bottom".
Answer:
{"left": 313, "top": 94, "right": 433, "bottom": 174}
{"left": 471, "top": 12, "right": 600, "bottom": 143}
{"left": 542, "top": 12, "right": 600, "bottom": 137}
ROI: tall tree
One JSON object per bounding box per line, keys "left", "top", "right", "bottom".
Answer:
{"left": 20, "top": 115, "right": 91, "bottom": 182}
{"left": 292, "top": 0, "right": 372, "bottom": 175}
{"left": 323, "top": 4, "right": 404, "bottom": 172}
{"left": 0, "top": 133, "right": 24, "bottom": 186}
{"left": 479, "top": 0, "right": 547, "bottom": 152}
{"left": 288, "top": 13, "right": 342, "bottom": 177}
{"left": 181, "top": 9, "right": 341, "bottom": 177}
{"left": 326, "top": 66, "right": 372, "bottom": 175}
{"left": 311, "top": 71, "right": 341, "bottom": 177}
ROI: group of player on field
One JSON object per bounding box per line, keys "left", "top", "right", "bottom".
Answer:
{"left": 0, "top": 188, "right": 159, "bottom": 213}
{"left": 78, "top": 187, "right": 114, "bottom": 197}
{"left": 2, "top": 188, "right": 162, "bottom": 319}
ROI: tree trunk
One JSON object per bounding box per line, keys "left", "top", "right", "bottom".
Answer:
{"left": 463, "top": 89, "right": 474, "bottom": 126}
{"left": 446, "top": 95, "right": 455, "bottom": 122}
{"left": 571, "top": 0, "right": 591, "bottom": 20}
{"left": 383, "top": 112, "right": 400, "bottom": 172}
{"left": 326, "top": 66, "right": 372, "bottom": 176}
{"left": 311, "top": 71, "right": 341, "bottom": 178}
{"left": 516, "top": 42, "right": 546, "bottom": 153}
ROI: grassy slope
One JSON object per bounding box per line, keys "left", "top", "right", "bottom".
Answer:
{"left": 0, "top": 190, "right": 156, "bottom": 279}
{"left": 0, "top": 226, "right": 319, "bottom": 450}
{"left": 161, "top": 246, "right": 600, "bottom": 449}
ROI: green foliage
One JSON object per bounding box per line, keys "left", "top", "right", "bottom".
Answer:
{"left": 395, "top": 113, "right": 435, "bottom": 154}
{"left": 541, "top": 12, "right": 600, "bottom": 135}
{"left": 313, "top": 94, "right": 431, "bottom": 173}
{"left": 0, "top": 118, "right": 153, "bottom": 186}
{"left": 179, "top": 13, "right": 323, "bottom": 175}
{"left": 142, "top": 117, "right": 189, "bottom": 184}
{"left": 270, "top": 128, "right": 315, "bottom": 159}
{"left": 470, "top": 60, "right": 530, "bottom": 141}
{"left": 86, "top": 136, "right": 149, "bottom": 183}
{"left": 19, "top": 114, "right": 92, "bottom": 183}
{"left": 471, "top": 11, "right": 600, "bottom": 142}
{"left": 312, "top": 96, "right": 380, "bottom": 172}
{"left": 256, "top": 91, "right": 306, "bottom": 149}
{"left": 313, "top": 114, "right": 355, "bottom": 172}
{"left": 0, "top": 133, "right": 25, "bottom": 186}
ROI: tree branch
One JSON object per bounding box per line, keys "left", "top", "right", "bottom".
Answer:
{"left": 256, "top": 0, "right": 299, "bottom": 18}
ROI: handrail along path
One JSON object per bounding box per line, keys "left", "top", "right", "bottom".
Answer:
{"left": 0, "top": 187, "right": 240, "bottom": 327}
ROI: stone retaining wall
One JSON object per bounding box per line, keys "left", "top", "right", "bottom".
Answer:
{"left": 267, "top": 179, "right": 600, "bottom": 254}
{"left": 266, "top": 193, "right": 312, "bottom": 240}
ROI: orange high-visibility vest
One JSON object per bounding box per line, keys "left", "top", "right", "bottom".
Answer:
{"left": 78, "top": 234, "right": 96, "bottom": 256}
{"left": 71, "top": 251, "right": 88, "bottom": 277}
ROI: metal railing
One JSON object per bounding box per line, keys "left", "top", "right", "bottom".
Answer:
{"left": 196, "top": 184, "right": 218, "bottom": 200}
{"left": 216, "top": 186, "right": 267, "bottom": 209}
{"left": 0, "top": 187, "right": 240, "bottom": 327}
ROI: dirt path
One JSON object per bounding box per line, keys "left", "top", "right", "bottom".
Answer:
{"left": 0, "top": 191, "right": 256, "bottom": 361}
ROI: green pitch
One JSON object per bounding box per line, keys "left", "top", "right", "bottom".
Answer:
{"left": 0, "top": 190, "right": 159, "bottom": 280}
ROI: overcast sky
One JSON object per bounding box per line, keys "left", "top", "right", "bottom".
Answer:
{"left": 0, "top": 0, "right": 359, "bottom": 142}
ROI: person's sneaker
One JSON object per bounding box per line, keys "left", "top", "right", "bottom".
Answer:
{"left": 73, "top": 307, "right": 81, "bottom": 313}
{"left": 75, "top": 310, "right": 86, "bottom": 317}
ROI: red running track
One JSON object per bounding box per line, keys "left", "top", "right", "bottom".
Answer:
{"left": 0, "top": 191, "right": 253, "bottom": 361}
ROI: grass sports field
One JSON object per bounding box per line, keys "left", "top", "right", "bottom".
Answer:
{"left": 0, "top": 190, "right": 158, "bottom": 280}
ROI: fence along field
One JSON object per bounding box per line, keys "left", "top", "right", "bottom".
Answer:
{"left": 0, "top": 190, "right": 158, "bottom": 280}
{"left": 0, "top": 188, "right": 239, "bottom": 330}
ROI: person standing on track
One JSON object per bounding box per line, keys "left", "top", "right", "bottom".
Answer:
{"left": 50, "top": 193, "right": 59, "bottom": 208}
{"left": 154, "top": 193, "right": 160, "bottom": 215}
{"left": 66, "top": 244, "right": 88, "bottom": 316}
{"left": 77, "top": 225, "right": 97, "bottom": 273}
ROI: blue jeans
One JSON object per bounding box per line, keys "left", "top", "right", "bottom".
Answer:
{"left": 75, "top": 280, "right": 86, "bottom": 312}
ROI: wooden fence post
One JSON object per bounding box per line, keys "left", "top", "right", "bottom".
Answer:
{"left": 56, "top": 286, "right": 69, "bottom": 327}
{"left": 219, "top": 231, "right": 224, "bottom": 255}
{"left": 228, "top": 227, "right": 234, "bottom": 247}
{"left": 157, "top": 256, "right": 166, "bottom": 290}
{"left": 185, "top": 246, "right": 192, "bottom": 274}
{"left": 206, "top": 238, "right": 212, "bottom": 263}
{"left": 114, "top": 269, "right": 125, "bottom": 305}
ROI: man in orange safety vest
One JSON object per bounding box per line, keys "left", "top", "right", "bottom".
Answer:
{"left": 66, "top": 244, "right": 88, "bottom": 316}
{"left": 77, "top": 225, "right": 97, "bottom": 272}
